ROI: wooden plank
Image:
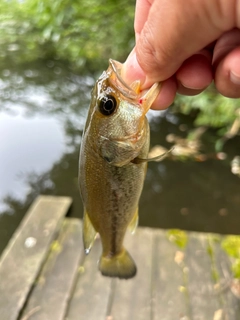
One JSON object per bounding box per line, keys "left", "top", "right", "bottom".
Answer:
{"left": 66, "top": 237, "right": 112, "bottom": 320}
{"left": 185, "top": 232, "right": 220, "bottom": 320}
{"left": 20, "top": 218, "right": 83, "bottom": 320}
{"left": 110, "top": 227, "right": 154, "bottom": 320}
{"left": 0, "top": 195, "right": 72, "bottom": 320}
{"left": 151, "top": 230, "right": 189, "bottom": 320}
{"left": 212, "top": 235, "right": 240, "bottom": 320}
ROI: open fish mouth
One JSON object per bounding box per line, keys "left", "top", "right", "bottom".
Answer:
{"left": 108, "top": 59, "right": 139, "bottom": 100}
{"left": 108, "top": 59, "right": 161, "bottom": 115}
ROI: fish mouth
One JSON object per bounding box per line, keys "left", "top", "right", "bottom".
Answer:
{"left": 108, "top": 59, "right": 161, "bottom": 115}
{"left": 108, "top": 59, "right": 138, "bottom": 100}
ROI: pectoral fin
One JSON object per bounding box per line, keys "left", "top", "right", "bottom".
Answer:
{"left": 83, "top": 209, "right": 97, "bottom": 254}
{"left": 128, "top": 209, "right": 139, "bottom": 234}
{"left": 132, "top": 147, "right": 174, "bottom": 164}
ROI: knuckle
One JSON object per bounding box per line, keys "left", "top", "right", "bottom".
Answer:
{"left": 136, "top": 24, "right": 170, "bottom": 74}
{"left": 136, "top": 23, "right": 176, "bottom": 81}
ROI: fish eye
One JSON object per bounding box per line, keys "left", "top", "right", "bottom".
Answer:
{"left": 99, "top": 95, "right": 117, "bottom": 116}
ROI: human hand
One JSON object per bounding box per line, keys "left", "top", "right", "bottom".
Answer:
{"left": 122, "top": 0, "right": 240, "bottom": 109}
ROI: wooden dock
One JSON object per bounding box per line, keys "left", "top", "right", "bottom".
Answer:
{"left": 0, "top": 195, "right": 240, "bottom": 320}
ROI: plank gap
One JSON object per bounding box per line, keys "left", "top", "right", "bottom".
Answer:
{"left": 63, "top": 250, "right": 86, "bottom": 319}
{"left": 150, "top": 230, "right": 158, "bottom": 320}
{"left": 105, "top": 279, "right": 117, "bottom": 318}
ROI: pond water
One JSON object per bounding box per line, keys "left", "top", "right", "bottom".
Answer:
{"left": 0, "top": 59, "right": 240, "bottom": 255}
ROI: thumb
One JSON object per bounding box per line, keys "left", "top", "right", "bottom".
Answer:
{"left": 123, "top": 0, "right": 235, "bottom": 86}
{"left": 122, "top": 48, "right": 148, "bottom": 86}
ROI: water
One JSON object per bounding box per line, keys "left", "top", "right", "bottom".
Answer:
{"left": 0, "top": 59, "right": 240, "bottom": 254}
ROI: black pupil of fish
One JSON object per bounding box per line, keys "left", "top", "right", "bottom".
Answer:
{"left": 99, "top": 95, "right": 117, "bottom": 115}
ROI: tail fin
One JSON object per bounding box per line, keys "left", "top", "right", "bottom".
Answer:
{"left": 98, "top": 249, "right": 137, "bottom": 279}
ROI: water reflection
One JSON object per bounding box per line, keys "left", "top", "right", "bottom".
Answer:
{"left": 0, "top": 60, "right": 90, "bottom": 252}
{"left": 0, "top": 60, "right": 92, "bottom": 206}
{"left": 0, "top": 60, "right": 93, "bottom": 121}
{"left": 0, "top": 112, "right": 65, "bottom": 211}
{"left": 0, "top": 146, "right": 83, "bottom": 253}
{"left": 0, "top": 59, "right": 240, "bottom": 255}
{"left": 142, "top": 158, "right": 240, "bottom": 234}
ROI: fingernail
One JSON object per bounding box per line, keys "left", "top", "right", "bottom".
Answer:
{"left": 230, "top": 71, "right": 240, "bottom": 85}
{"left": 125, "top": 50, "right": 139, "bottom": 72}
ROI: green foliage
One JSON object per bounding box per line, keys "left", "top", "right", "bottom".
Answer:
{"left": 222, "top": 236, "right": 240, "bottom": 259}
{"left": 174, "top": 88, "right": 240, "bottom": 146}
{"left": 167, "top": 229, "right": 188, "bottom": 249}
{"left": 0, "top": 1, "right": 30, "bottom": 59}
{"left": 206, "top": 236, "right": 221, "bottom": 282}
{"left": 0, "top": 0, "right": 135, "bottom": 68}
{"left": 222, "top": 236, "right": 240, "bottom": 278}
{"left": 175, "top": 88, "right": 240, "bottom": 128}
{"left": 232, "top": 260, "right": 240, "bottom": 279}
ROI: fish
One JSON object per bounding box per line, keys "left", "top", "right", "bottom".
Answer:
{"left": 78, "top": 59, "right": 169, "bottom": 279}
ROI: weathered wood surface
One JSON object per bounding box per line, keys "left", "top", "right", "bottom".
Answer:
{"left": 110, "top": 228, "right": 154, "bottom": 320}
{"left": 0, "top": 196, "right": 72, "bottom": 320}
{"left": 66, "top": 237, "right": 112, "bottom": 320}
{"left": 212, "top": 237, "right": 240, "bottom": 320}
{"left": 0, "top": 195, "right": 240, "bottom": 320}
{"left": 151, "top": 231, "right": 188, "bottom": 320}
{"left": 20, "top": 219, "right": 83, "bottom": 320}
{"left": 185, "top": 234, "right": 220, "bottom": 319}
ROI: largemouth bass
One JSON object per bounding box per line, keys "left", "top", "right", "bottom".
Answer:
{"left": 79, "top": 60, "right": 166, "bottom": 279}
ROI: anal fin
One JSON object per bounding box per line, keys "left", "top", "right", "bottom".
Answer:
{"left": 128, "top": 208, "right": 139, "bottom": 234}
{"left": 83, "top": 209, "right": 97, "bottom": 254}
